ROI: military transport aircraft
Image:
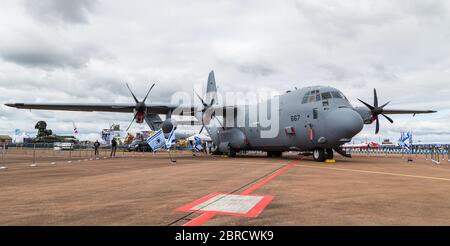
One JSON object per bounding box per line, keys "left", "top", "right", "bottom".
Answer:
{"left": 5, "top": 71, "right": 436, "bottom": 162}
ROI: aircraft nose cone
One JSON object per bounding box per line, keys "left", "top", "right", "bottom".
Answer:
{"left": 327, "top": 108, "right": 364, "bottom": 141}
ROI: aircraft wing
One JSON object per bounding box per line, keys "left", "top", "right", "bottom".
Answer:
{"left": 5, "top": 103, "right": 196, "bottom": 115}
{"left": 382, "top": 109, "right": 437, "bottom": 115}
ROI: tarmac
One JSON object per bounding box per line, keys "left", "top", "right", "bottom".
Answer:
{"left": 1, "top": 148, "right": 450, "bottom": 225}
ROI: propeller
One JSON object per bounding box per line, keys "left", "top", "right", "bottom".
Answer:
{"left": 357, "top": 88, "right": 394, "bottom": 134}
{"left": 125, "top": 83, "right": 156, "bottom": 131}
{"left": 194, "top": 91, "right": 222, "bottom": 134}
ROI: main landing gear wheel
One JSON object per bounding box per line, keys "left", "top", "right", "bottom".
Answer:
{"left": 326, "top": 149, "right": 334, "bottom": 159}
{"left": 313, "top": 148, "right": 326, "bottom": 162}
{"left": 267, "top": 151, "right": 283, "bottom": 157}
{"left": 226, "top": 145, "right": 236, "bottom": 157}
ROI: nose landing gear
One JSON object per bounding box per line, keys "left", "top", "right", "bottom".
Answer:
{"left": 313, "top": 148, "right": 333, "bottom": 162}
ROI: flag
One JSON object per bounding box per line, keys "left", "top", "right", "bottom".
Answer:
{"left": 147, "top": 129, "right": 165, "bottom": 151}
{"left": 398, "top": 131, "right": 412, "bottom": 150}
{"left": 398, "top": 132, "right": 405, "bottom": 147}
{"left": 405, "top": 131, "right": 413, "bottom": 149}
{"left": 73, "top": 122, "right": 78, "bottom": 135}
{"left": 193, "top": 136, "right": 203, "bottom": 152}
{"left": 165, "top": 127, "right": 176, "bottom": 149}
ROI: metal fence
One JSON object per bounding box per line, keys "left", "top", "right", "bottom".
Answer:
{"left": 0, "top": 142, "right": 137, "bottom": 170}
{"left": 344, "top": 145, "right": 449, "bottom": 164}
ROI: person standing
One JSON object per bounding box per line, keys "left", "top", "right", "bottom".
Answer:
{"left": 94, "top": 140, "right": 100, "bottom": 156}
{"left": 111, "top": 138, "right": 117, "bottom": 157}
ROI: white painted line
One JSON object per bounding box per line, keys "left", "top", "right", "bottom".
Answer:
{"left": 0, "top": 166, "right": 7, "bottom": 171}
{"left": 30, "top": 164, "right": 37, "bottom": 167}
{"left": 50, "top": 162, "right": 56, "bottom": 165}
{"left": 297, "top": 164, "right": 450, "bottom": 182}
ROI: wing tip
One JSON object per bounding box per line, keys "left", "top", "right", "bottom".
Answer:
{"left": 5, "top": 103, "right": 20, "bottom": 108}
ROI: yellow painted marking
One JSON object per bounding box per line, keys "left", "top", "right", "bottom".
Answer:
{"left": 297, "top": 164, "right": 450, "bottom": 182}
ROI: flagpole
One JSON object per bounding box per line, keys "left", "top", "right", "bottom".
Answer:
{"left": 167, "top": 148, "right": 176, "bottom": 164}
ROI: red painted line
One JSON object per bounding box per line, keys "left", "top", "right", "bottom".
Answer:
{"left": 240, "top": 161, "right": 299, "bottom": 195}
{"left": 176, "top": 192, "right": 222, "bottom": 212}
{"left": 183, "top": 160, "right": 299, "bottom": 226}
{"left": 183, "top": 212, "right": 216, "bottom": 226}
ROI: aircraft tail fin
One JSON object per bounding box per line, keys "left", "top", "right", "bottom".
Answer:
{"left": 206, "top": 70, "right": 218, "bottom": 105}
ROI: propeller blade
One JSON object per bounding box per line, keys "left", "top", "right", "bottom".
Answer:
{"left": 142, "top": 83, "right": 155, "bottom": 103}
{"left": 375, "top": 118, "right": 380, "bottom": 134}
{"left": 373, "top": 88, "right": 378, "bottom": 108}
{"left": 357, "top": 99, "right": 375, "bottom": 110}
{"left": 126, "top": 83, "right": 139, "bottom": 103}
{"left": 194, "top": 91, "right": 208, "bottom": 107}
{"left": 382, "top": 114, "right": 394, "bottom": 123}
{"left": 213, "top": 115, "right": 225, "bottom": 129}
{"left": 209, "top": 98, "right": 215, "bottom": 106}
{"left": 380, "top": 101, "right": 390, "bottom": 109}
{"left": 126, "top": 112, "right": 138, "bottom": 131}
{"left": 199, "top": 125, "right": 204, "bottom": 134}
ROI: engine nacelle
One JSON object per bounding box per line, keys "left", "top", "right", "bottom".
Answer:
{"left": 161, "top": 118, "right": 177, "bottom": 133}
{"left": 353, "top": 106, "right": 373, "bottom": 124}
{"left": 218, "top": 128, "right": 248, "bottom": 149}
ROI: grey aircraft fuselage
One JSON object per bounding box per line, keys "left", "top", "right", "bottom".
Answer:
{"left": 204, "top": 86, "right": 363, "bottom": 154}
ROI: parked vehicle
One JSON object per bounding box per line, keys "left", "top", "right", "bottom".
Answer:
{"left": 127, "top": 139, "right": 151, "bottom": 152}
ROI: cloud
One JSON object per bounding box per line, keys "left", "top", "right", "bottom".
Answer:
{"left": 23, "top": 0, "right": 98, "bottom": 25}
{"left": 0, "top": 40, "right": 96, "bottom": 69}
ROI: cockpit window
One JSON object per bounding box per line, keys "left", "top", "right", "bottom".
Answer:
{"left": 331, "top": 91, "right": 342, "bottom": 99}
{"left": 321, "top": 92, "right": 332, "bottom": 100}
{"left": 302, "top": 90, "right": 321, "bottom": 104}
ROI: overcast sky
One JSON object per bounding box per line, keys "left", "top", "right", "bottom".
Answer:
{"left": 0, "top": 0, "right": 449, "bottom": 143}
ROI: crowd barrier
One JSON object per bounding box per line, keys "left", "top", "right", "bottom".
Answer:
{"left": 343, "top": 146, "right": 449, "bottom": 164}
{"left": 0, "top": 142, "right": 143, "bottom": 170}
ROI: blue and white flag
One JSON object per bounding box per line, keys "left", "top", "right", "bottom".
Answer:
{"left": 399, "top": 132, "right": 406, "bottom": 147}
{"left": 399, "top": 131, "right": 413, "bottom": 150}
{"left": 193, "top": 136, "right": 203, "bottom": 152}
{"left": 165, "top": 127, "right": 176, "bottom": 149}
{"left": 147, "top": 129, "right": 166, "bottom": 151}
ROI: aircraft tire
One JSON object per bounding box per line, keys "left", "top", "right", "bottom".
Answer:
{"left": 326, "top": 149, "right": 334, "bottom": 159}
{"left": 267, "top": 151, "right": 283, "bottom": 157}
{"left": 313, "top": 148, "right": 326, "bottom": 162}
{"left": 227, "top": 145, "right": 237, "bottom": 157}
